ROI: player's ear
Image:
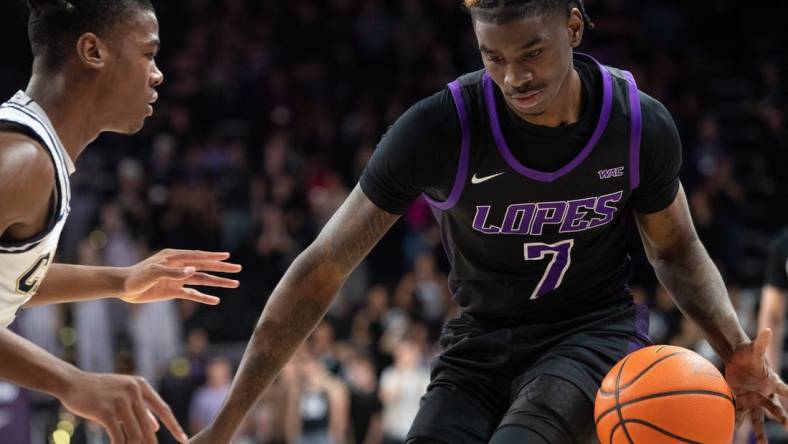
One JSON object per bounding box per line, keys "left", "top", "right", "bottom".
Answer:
{"left": 567, "top": 8, "right": 584, "bottom": 48}
{"left": 75, "top": 32, "right": 106, "bottom": 70}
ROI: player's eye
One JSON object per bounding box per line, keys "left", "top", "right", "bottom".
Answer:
{"left": 523, "top": 49, "right": 543, "bottom": 60}
{"left": 487, "top": 55, "right": 505, "bottom": 65}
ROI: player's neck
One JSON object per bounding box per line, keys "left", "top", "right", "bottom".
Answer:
{"left": 25, "top": 71, "right": 102, "bottom": 165}
{"left": 513, "top": 67, "right": 582, "bottom": 128}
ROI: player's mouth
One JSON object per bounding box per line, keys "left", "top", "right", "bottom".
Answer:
{"left": 509, "top": 89, "right": 544, "bottom": 111}
{"left": 146, "top": 94, "right": 158, "bottom": 116}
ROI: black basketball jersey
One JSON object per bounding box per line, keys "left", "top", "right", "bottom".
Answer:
{"left": 425, "top": 53, "right": 642, "bottom": 322}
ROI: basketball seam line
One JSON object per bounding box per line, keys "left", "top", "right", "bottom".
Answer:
{"left": 615, "top": 418, "right": 703, "bottom": 444}
{"left": 598, "top": 351, "right": 691, "bottom": 395}
{"left": 614, "top": 356, "right": 635, "bottom": 444}
{"left": 595, "top": 389, "right": 735, "bottom": 425}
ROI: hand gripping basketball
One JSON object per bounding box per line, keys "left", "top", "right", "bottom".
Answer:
{"left": 595, "top": 345, "right": 735, "bottom": 443}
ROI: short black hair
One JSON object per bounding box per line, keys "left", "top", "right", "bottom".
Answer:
{"left": 463, "top": 0, "right": 594, "bottom": 29}
{"left": 26, "top": 0, "right": 154, "bottom": 70}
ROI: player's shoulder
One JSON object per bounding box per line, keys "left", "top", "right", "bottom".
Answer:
{"left": 635, "top": 90, "right": 679, "bottom": 143}
{"left": 0, "top": 129, "right": 56, "bottom": 204}
{"left": 409, "top": 69, "right": 485, "bottom": 117}
{"left": 454, "top": 69, "right": 486, "bottom": 89}
{"left": 393, "top": 85, "right": 460, "bottom": 136}
{"left": 637, "top": 90, "right": 672, "bottom": 121}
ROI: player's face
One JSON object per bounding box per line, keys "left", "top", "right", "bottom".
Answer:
{"left": 474, "top": 10, "right": 582, "bottom": 119}
{"left": 102, "top": 9, "right": 163, "bottom": 134}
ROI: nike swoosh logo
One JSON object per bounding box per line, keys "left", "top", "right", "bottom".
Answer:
{"left": 471, "top": 172, "right": 505, "bottom": 184}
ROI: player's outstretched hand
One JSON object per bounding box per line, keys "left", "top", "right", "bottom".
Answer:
{"left": 725, "top": 328, "right": 788, "bottom": 444}
{"left": 59, "top": 371, "right": 189, "bottom": 444}
{"left": 120, "top": 249, "right": 242, "bottom": 305}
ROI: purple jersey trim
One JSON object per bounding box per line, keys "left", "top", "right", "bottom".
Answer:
{"left": 622, "top": 71, "right": 642, "bottom": 190}
{"left": 626, "top": 303, "right": 652, "bottom": 354}
{"left": 482, "top": 53, "right": 614, "bottom": 183}
{"left": 425, "top": 80, "right": 471, "bottom": 210}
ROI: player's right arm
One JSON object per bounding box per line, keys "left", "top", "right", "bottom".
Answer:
{"left": 190, "top": 87, "right": 456, "bottom": 444}
{"left": 0, "top": 134, "right": 188, "bottom": 444}
{"left": 192, "top": 185, "right": 400, "bottom": 443}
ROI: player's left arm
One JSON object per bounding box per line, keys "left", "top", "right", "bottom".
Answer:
{"left": 634, "top": 91, "right": 788, "bottom": 440}
{"left": 635, "top": 187, "right": 748, "bottom": 361}
{"left": 636, "top": 184, "right": 788, "bottom": 437}
{"left": 27, "top": 249, "right": 242, "bottom": 307}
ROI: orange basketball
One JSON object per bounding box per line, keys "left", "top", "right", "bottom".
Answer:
{"left": 594, "top": 345, "right": 735, "bottom": 444}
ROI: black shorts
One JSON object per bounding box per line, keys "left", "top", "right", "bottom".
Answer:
{"left": 406, "top": 301, "right": 651, "bottom": 444}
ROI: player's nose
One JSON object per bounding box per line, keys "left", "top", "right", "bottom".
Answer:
{"left": 151, "top": 65, "right": 164, "bottom": 87}
{"left": 504, "top": 65, "right": 533, "bottom": 90}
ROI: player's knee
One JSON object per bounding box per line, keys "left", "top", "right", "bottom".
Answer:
{"left": 497, "top": 375, "right": 596, "bottom": 443}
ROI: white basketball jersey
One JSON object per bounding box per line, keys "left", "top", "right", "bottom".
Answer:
{"left": 0, "top": 91, "right": 74, "bottom": 327}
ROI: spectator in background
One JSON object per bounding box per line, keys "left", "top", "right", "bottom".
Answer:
{"left": 242, "top": 361, "right": 300, "bottom": 444}
{"left": 394, "top": 252, "right": 451, "bottom": 341}
{"left": 188, "top": 357, "right": 233, "bottom": 435}
{"left": 346, "top": 353, "right": 384, "bottom": 444}
{"left": 73, "top": 238, "right": 114, "bottom": 374}
{"left": 379, "top": 341, "right": 430, "bottom": 444}
{"left": 285, "top": 351, "right": 349, "bottom": 444}
{"left": 158, "top": 328, "right": 212, "bottom": 443}
{"left": 308, "top": 320, "right": 342, "bottom": 376}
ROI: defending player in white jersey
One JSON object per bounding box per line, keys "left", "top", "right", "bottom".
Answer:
{"left": 0, "top": 1, "right": 241, "bottom": 443}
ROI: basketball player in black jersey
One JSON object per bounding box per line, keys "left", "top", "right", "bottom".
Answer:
{"left": 0, "top": 1, "right": 242, "bottom": 443}
{"left": 192, "top": 1, "right": 788, "bottom": 443}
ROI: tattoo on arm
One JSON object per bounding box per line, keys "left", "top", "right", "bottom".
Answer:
{"left": 324, "top": 200, "right": 398, "bottom": 272}
{"left": 637, "top": 186, "right": 747, "bottom": 362}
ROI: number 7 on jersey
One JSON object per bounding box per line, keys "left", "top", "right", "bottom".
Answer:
{"left": 524, "top": 239, "right": 574, "bottom": 299}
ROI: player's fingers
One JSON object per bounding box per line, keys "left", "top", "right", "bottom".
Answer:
{"left": 133, "top": 409, "right": 157, "bottom": 444}
{"left": 185, "top": 272, "right": 240, "bottom": 288}
{"left": 152, "top": 264, "right": 196, "bottom": 280}
{"left": 178, "top": 288, "right": 221, "bottom": 305}
{"left": 752, "top": 409, "right": 767, "bottom": 444}
{"left": 734, "top": 410, "right": 747, "bottom": 430}
{"left": 139, "top": 379, "right": 188, "bottom": 443}
{"left": 118, "top": 402, "right": 145, "bottom": 444}
{"left": 736, "top": 409, "right": 747, "bottom": 430}
{"left": 161, "top": 250, "right": 231, "bottom": 263}
{"left": 754, "top": 329, "right": 773, "bottom": 355}
{"left": 168, "top": 260, "right": 242, "bottom": 273}
{"left": 147, "top": 408, "right": 160, "bottom": 432}
{"left": 763, "top": 394, "right": 788, "bottom": 425}
{"left": 737, "top": 392, "right": 765, "bottom": 411}
{"left": 775, "top": 379, "right": 788, "bottom": 398}
{"left": 131, "top": 389, "right": 158, "bottom": 444}
{"left": 102, "top": 419, "right": 125, "bottom": 444}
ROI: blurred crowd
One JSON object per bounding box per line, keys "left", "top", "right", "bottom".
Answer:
{"left": 1, "top": 0, "right": 787, "bottom": 443}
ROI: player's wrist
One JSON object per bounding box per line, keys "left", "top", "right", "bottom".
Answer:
{"left": 108, "top": 266, "right": 133, "bottom": 299}
{"left": 718, "top": 328, "right": 751, "bottom": 365}
{"left": 45, "top": 361, "right": 84, "bottom": 401}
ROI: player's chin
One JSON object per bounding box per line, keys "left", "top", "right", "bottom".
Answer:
{"left": 120, "top": 118, "right": 147, "bottom": 135}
